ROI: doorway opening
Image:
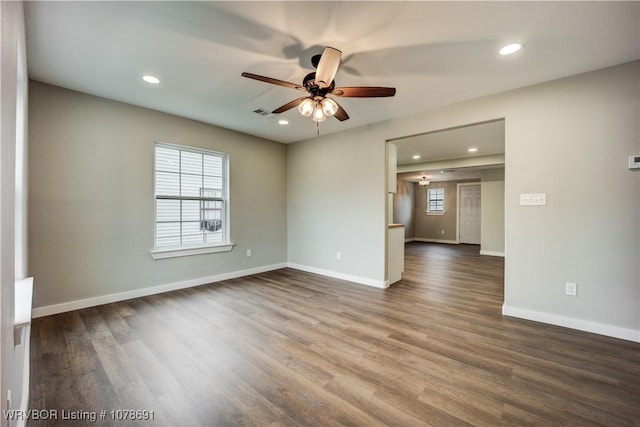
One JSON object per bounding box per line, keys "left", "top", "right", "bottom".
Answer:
{"left": 389, "top": 119, "right": 505, "bottom": 257}
{"left": 386, "top": 118, "right": 506, "bottom": 294}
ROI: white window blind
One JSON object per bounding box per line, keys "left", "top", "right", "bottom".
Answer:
{"left": 427, "top": 187, "right": 445, "bottom": 213}
{"left": 154, "top": 143, "right": 229, "bottom": 251}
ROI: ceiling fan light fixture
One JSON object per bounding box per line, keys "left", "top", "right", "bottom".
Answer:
{"left": 312, "top": 104, "right": 326, "bottom": 122}
{"left": 418, "top": 176, "right": 430, "bottom": 186}
{"left": 321, "top": 98, "right": 339, "bottom": 117}
{"left": 298, "top": 98, "right": 315, "bottom": 117}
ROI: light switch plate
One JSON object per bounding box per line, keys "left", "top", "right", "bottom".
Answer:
{"left": 520, "top": 193, "right": 547, "bottom": 206}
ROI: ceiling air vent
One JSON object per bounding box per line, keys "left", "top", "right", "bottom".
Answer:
{"left": 253, "top": 108, "right": 275, "bottom": 119}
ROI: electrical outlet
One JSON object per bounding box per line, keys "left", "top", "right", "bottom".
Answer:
{"left": 565, "top": 282, "right": 577, "bottom": 296}
{"left": 336, "top": 251, "right": 342, "bottom": 260}
{"left": 246, "top": 249, "right": 251, "bottom": 257}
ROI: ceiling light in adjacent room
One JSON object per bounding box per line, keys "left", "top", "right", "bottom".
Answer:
{"left": 412, "top": 155, "right": 421, "bottom": 160}
{"left": 142, "top": 75, "right": 160, "bottom": 84}
{"left": 468, "top": 147, "right": 478, "bottom": 153}
{"left": 418, "top": 176, "right": 430, "bottom": 186}
{"left": 499, "top": 43, "right": 522, "bottom": 56}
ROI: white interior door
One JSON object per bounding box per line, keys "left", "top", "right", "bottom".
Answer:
{"left": 459, "top": 184, "right": 481, "bottom": 244}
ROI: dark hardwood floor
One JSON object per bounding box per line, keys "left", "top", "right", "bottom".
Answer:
{"left": 29, "top": 243, "right": 640, "bottom": 426}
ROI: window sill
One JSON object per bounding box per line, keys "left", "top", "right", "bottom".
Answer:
{"left": 151, "top": 243, "right": 235, "bottom": 260}
{"left": 426, "top": 211, "right": 445, "bottom": 216}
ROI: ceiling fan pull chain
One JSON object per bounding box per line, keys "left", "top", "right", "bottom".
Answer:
{"left": 316, "top": 120, "right": 320, "bottom": 136}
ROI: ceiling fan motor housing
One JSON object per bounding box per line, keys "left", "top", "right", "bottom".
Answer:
{"left": 303, "top": 72, "right": 335, "bottom": 96}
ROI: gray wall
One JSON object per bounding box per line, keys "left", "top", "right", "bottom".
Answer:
{"left": 501, "top": 62, "right": 638, "bottom": 337}
{"left": 288, "top": 61, "right": 639, "bottom": 339}
{"left": 480, "top": 169, "right": 505, "bottom": 255}
{"left": 393, "top": 179, "right": 415, "bottom": 238}
{"left": 414, "top": 180, "right": 478, "bottom": 242}
{"left": 287, "top": 127, "right": 386, "bottom": 286}
{"left": 396, "top": 172, "right": 504, "bottom": 251}
{"left": 28, "top": 82, "right": 287, "bottom": 309}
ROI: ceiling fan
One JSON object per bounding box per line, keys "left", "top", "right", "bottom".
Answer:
{"left": 242, "top": 47, "right": 396, "bottom": 123}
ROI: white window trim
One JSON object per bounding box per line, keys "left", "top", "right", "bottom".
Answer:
{"left": 426, "top": 187, "right": 445, "bottom": 215}
{"left": 150, "top": 243, "right": 234, "bottom": 260}
{"left": 151, "top": 141, "right": 232, "bottom": 259}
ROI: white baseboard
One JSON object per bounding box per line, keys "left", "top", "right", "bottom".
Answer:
{"left": 480, "top": 250, "right": 505, "bottom": 257}
{"left": 287, "top": 263, "right": 387, "bottom": 289}
{"left": 31, "top": 263, "right": 287, "bottom": 318}
{"left": 413, "top": 238, "right": 459, "bottom": 245}
{"left": 502, "top": 304, "right": 640, "bottom": 343}
{"left": 404, "top": 238, "right": 416, "bottom": 243}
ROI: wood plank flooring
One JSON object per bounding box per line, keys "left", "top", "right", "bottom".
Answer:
{"left": 29, "top": 243, "right": 640, "bottom": 426}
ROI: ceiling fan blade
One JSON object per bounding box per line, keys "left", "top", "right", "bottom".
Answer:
{"left": 315, "top": 47, "right": 342, "bottom": 89}
{"left": 333, "top": 100, "right": 349, "bottom": 121}
{"left": 241, "top": 72, "right": 306, "bottom": 92}
{"left": 332, "top": 86, "right": 396, "bottom": 97}
{"left": 272, "top": 97, "right": 309, "bottom": 114}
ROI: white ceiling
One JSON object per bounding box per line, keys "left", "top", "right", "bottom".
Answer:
{"left": 25, "top": 1, "right": 640, "bottom": 144}
{"left": 394, "top": 119, "right": 504, "bottom": 166}
{"left": 395, "top": 119, "right": 505, "bottom": 182}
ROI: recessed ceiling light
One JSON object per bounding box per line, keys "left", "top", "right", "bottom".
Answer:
{"left": 412, "top": 154, "right": 421, "bottom": 159}
{"left": 468, "top": 147, "right": 478, "bottom": 153}
{"left": 142, "top": 75, "right": 160, "bottom": 84}
{"left": 499, "top": 43, "right": 522, "bottom": 56}
{"left": 278, "top": 119, "right": 289, "bottom": 125}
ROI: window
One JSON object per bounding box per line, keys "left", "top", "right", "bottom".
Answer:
{"left": 427, "top": 187, "right": 445, "bottom": 214}
{"left": 152, "top": 142, "right": 232, "bottom": 259}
